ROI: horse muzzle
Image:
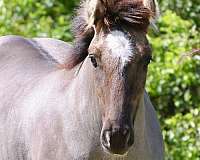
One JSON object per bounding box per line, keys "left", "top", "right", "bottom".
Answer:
{"left": 100, "top": 124, "right": 134, "bottom": 155}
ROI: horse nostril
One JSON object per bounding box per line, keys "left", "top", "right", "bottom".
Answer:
{"left": 102, "top": 130, "right": 111, "bottom": 148}
{"left": 101, "top": 127, "right": 134, "bottom": 155}
{"left": 127, "top": 131, "right": 134, "bottom": 147}
{"left": 123, "top": 128, "right": 129, "bottom": 136}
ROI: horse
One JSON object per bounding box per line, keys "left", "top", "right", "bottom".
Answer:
{"left": 0, "top": 0, "right": 164, "bottom": 159}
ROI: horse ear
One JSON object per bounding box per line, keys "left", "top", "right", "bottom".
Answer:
{"left": 143, "top": 0, "right": 159, "bottom": 21}
{"left": 85, "top": 0, "right": 106, "bottom": 29}
{"left": 143, "top": 0, "right": 159, "bottom": 31}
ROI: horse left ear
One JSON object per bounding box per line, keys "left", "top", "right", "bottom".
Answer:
{"left": 143, "top": 0, "right": 159, "bottom": 31}
{"left": 143, "top": 0, "right": 159, "bottom": 22}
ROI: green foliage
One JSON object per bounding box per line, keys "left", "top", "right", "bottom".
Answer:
{"left": 147, "top": 10, "right": 200, "bottom": 160}
{"left": 147, "top": 10, "right": 200, "bottom": 118}
{"left": 0, "top": 0, "right": 199, "bottom": 159}
{"left": 163, "top": 109, "right": 200, "bottom": 159}
{"left": 158, "top": 0, "right": 200, "bottom": 27}
{"left": 0, "top": 0, "right": 78, "bottom": 41}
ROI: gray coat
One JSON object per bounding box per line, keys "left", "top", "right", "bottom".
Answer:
{"left": 0, "top": 36, "right": 164, "bottom": 160}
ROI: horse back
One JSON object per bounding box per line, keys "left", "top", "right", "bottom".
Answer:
{"left": 0, "top": 35, "right": 75, "bottom": 160}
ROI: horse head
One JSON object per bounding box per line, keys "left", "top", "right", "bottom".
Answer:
{"left": 72, "top": 0, "right": 159, "bottom": 155}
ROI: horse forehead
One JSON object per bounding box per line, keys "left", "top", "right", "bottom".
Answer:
{"left": 105, "top": 30, "right": 134, "bottom": 65}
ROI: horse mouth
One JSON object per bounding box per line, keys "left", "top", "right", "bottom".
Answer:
{"left": 101, "top": 143, "right": 129, "bottom": 156}
{"left": 100, "top": 129, "right": 134, "bottom": 156}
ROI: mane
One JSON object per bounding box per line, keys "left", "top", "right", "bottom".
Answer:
{"left": 105, "top": 2, "right": 151, "bottom": 31}
{"left": 64, "top": 0, "right": 159, "bottom": 70}
{"left": 72, "top": 0, "right": 158, "bottom": 36}
{"left": 63, "top": 17, "right": 94, "bottom": 70}
{"left": 62, "top": 1, "right": 95, "bottom": 70}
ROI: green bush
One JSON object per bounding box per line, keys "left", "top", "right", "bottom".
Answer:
{"left": 0, "top": 0, "right": 78, "bottom": 41}
{"left": 147, "top": 10, "right": 200, "bottom": 119}
{"left": 147, "top": 11, "right": 200, "bottom": 159}
{"left": 158, "top": 0, "right": 200, "bottom": 27}
{"left": 163, "top": 109, "right": 200, "bottom": 160}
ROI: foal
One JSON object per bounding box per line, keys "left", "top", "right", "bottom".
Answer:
{"left": 0, "top": 0, "right": 163, "bottom": 159}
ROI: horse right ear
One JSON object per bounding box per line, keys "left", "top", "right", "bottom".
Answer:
{"left": 85, "top": 0, "right": 106, "bottom": 29}
{"left": 143, "top": 0, "right": 160, "bottom": 31}
{"left": 72, "top": 0, "right": 105, "bottom": 38}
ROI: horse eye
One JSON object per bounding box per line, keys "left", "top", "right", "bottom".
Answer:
{"left": 144, "top": 55, "right": 153, "bottom": 66}
{"left": 89, "top": 54, "right": 98, "bottom": 68}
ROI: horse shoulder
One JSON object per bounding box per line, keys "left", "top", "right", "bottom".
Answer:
{"left": 0, "top": 36, "right": 75, "bottom": 159}
{"left": 0, "top": 35, "right": 57, "bottom": 96}
{"left": 0, "top": 36, "right": 75, "bottom": 118}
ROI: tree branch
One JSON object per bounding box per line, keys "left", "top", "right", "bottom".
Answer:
{"left": 178, "top": 48, "right": 200, "bottom": 63}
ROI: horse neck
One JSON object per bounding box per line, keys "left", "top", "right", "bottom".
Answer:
{"left": 72, "top": 58, "right": 97, "bottom": 105}
{"left": 134, "top": 92, "right": 147, "bottom": 141}
{"left": 69, "top": 59, "right": 102, "bottom": 129}
{"left": 132, "top": 91, "right": 163, "bottom": 158}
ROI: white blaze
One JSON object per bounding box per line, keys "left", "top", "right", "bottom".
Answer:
{"left": 106, "top": 31, "right": 133, "bottom": 65}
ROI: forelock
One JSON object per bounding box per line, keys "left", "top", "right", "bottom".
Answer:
{"left": 105, "top": 30, "right": 133, "bottom": 65}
